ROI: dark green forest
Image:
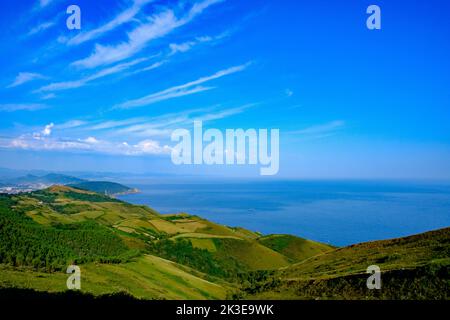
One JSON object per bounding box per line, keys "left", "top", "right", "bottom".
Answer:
{"left": 0, "top": 195, "right": 134, "bottom": 271}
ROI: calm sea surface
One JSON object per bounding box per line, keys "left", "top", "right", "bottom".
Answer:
{"left": 117, "top": 180, "right": 450, "bottom": 246}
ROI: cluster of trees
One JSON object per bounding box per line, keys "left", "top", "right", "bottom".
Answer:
{"left": 32, "top": 189, "right": 118, "bottom": 203}
{"left": 147, "top": 238, "right": 227, "bottom": 278}
{"left": 69, "top": 181, "right": 131, "bottom": 195}
{"left": 236, "top": 270, "right": 281, "bottom": 295}
{"left": 267, "top": 263, "right": 449, "bottom": 300}
{"left": 0, "top": 195, "right": 133, "bottom": 272}
{"left": 147, "top": 237, "right": 258, "bottom": 281}
{"left": 63, "top": 191, "right": 121, "bottom": 203}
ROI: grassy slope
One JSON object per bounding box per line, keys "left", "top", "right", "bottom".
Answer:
{"left": 2, "top": 186, "right": 448, "bottom": 300}
{"left": 0, "top": 255, "right": 229, "bottom": 300}
{"left": 213, "top": 238, "right": 290, "bottom": 270}
{"left": 281, "top": 227, "right": 450, "bottom": 280}
{"left": 257, "top": 234, "right": 334, "bottom": 262}
{"left": 15, "top": 188, "right": 296, "bottom": 272}
{"left": 248, "top": 227, "right": 450, "bottom": 299}
{"left": 1, "top": 186, "right": 321, "bottom": 299}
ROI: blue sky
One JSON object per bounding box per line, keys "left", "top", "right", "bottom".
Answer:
{"left": 0, "top": 0, "right": 449, "bottom": 179}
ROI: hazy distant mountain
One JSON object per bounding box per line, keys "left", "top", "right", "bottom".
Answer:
{"left": 0, "top": 168, "right": 51, "bottom": 179}
{"left": 10, "top": 173, "right": 85, "bottom": 185}
{"left": 0, "top": 172, "right": 139, "bottom": 196}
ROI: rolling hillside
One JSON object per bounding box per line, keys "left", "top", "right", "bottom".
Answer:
{"left": 281, "top": 227, "right": 450, "bottom": 280}
{"left": 0, "top": 255, "right": 229, "bottom": 300}
{"left": 0, "top": 186, "right": 330, "bottom": 299}
{"left": 247, "top": 228, "right": 450, "bottom": 299}
{"left": 0, "top": 185, "right": 448, "bottom": 300}
{"left": 257, "top": 234, "right": 334, "bottom": 262}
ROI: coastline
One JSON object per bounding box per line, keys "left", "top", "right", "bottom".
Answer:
{"left": 112, "top": 188, "right": 140, "bottom": 197}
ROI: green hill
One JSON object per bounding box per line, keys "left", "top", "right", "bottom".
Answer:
{"left": 69, "top": 181, "right": 137, "bottom": 196}
{"left": 0, "top": 186, "right": 448, "bottom": 300}
{"left": 280, "top": 227, "right": 450, "bottom": 280}
{"left": 0, "top": 255, "right": 229, "bottom": 300}
{"left": 247, "top": 227, "right": 450, "bottom": 299}
{"left": 0, "top": 186, "right": 307, "bottom": 297}
{"left": 257, "top": 234, "right": 334, "bottom": 262}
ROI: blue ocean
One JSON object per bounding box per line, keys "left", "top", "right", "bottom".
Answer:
{"left": 117, "top": 180, "right": 450, "bottom": 246}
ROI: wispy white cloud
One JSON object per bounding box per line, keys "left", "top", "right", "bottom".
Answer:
{"left": 290, "top": 120, "right": 345, "bottom": 137}
{"left": 104, "top": 103, "right": 255, "bottom": 138}
{"left": 110, "top": 108, "right": 214, "bottom": 137}
{"left": 115, "top": 62, "right": 250, "bottom": 109}
{"left": 54, "top": 120, "right": 88, "bottom": 130}
{"left": 127, "top": 60, "right": 167, "bottom": 76}
{"left": 169, "top": 32, "right": 228, "bottom": 55}
{"left": 39, "top": 0, "right": 55, "bottom": 8}
{"left": 194, "top": 103, "right": 255, "bottom": 122}
{"left": 169, "top": 41, "right": 196, "bottom": 55}
{"left": 85, "top": 117, "right": 148, "bottom": 131}
{"left": 116, "top": 86, "right": 215, "bottom": 109}
{"left": 72, "top": 0, "right": 223, "bottom": 69}
{"left": 48, "top": 104, "right": 250, "bottom": 139}
{"left": 0, "top": 103, "right": 47, "bottom": 112}
{"left": 27, "top": 20, "right": 56, "bottom": 36}
{"left": 7, "top": 72, "right": 46, "bottom": 88}
{"left": 0, "top": 102, "right": 254, "bottom": 156}
{"left": 41, "top": 93, "right": 56, "bottom": 100}
{"left": 66, "top": 0, "right": 154, "bottom": 46}
{"left": 37, "top": 58, "right": 147, "bottom": 92}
